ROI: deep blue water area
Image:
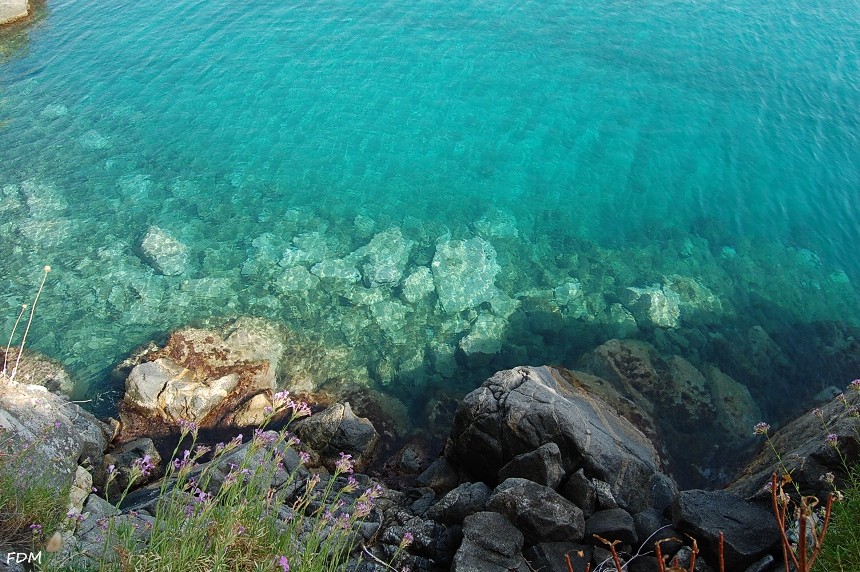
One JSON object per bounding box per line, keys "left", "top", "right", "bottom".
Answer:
{"left": 1, "top": 0, "right": 859, "bottom": 442}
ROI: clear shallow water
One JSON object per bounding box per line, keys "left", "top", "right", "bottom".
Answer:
{"left": 1, "top": 0, "right": 859, "bottom": 423}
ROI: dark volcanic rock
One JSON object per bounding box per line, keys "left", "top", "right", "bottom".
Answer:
{"left": 452, "top": 511, "right": 529, "bottom": 572}
{"left": 671, "top": 489, "right": 780, "bottom": 570}
{"left": 427, "top": 481, "right": 492, "bottom": 525}
{"left": 487, "top": 478, "right": 585, "bottom": 544}
{"left": 293, "top": 402, "right": 379, "bottom": 472}
{"left": 584, "top": 508, "right": 637, "bottom": 546}
{"left": 562, "top": 468, "right": 597, "bottom": 517}
{"left": 498, "top": 442, "right": 566, "bottom": 489}
{"left": 728, "top": 388, "right": 859, "bottom": 500}
{"left": 445, "top": 365, "right": 677, "bottom": 512}
{"left": 415, "top": 457, "right": 460, "bottom": 493}
{"left": 524, "top": 542, "right": 592, "bottom": 572}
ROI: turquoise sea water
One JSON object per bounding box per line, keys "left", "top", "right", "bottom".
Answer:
{"left": 1, "top": 0, "right": 859, "bottom": 427}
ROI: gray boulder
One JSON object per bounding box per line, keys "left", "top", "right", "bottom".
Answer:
{"left": 487, "top": 478, "right": 585, "bottom": 544}
{"left": 293, "top": 402, "right": 379, "bottom": 472}
{"left": 0, "top": 377, "right": 110, "bottom": 497}
{"left": 445, "top": 366, "right": 677, "bottom": 513}
{"left": 498, "top": 442, "right": 565, "bottom": 489}
{"left": 671, "top": 489, "right": 780, "bottom": 570}
{"left": 584, "top": 508, "right": 637, "bottom": 546}
{"left": 427, "top": 482, "right": 492, "bottom": 525}
{"left": 452, "top": 511, "right": 530, "bottom": 572}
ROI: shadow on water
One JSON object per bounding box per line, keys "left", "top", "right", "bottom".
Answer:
{"left": 378, "top": 292, "right": 860, "bottom": 489}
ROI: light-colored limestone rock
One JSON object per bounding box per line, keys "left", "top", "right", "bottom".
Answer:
{"left": 432, "top": 237, "right": 501, "bottom": 314}
{"left": 459, "top": 313, "right": 507, "bottom": 356}
{"left": 401, "top": 266, "right": 435, "bottom": 304}
{"left": 311, "top": 258, "right": 361, "bottom": 283}
{"left": 139, "top": 226, "right": 190, "bottom": 276}
{"left": 274, "top": 265, "right": 320, "bottom": 292}
{"left": 621, "top": 284, "right": 681, "bottom": 329}
{"left": 0, "top": 0, "right": 28, "bottom": 26}
{"left": 362, "top": 227, "right": 413, "bottom": 288}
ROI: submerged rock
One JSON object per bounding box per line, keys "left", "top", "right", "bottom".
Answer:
{"left": 432, "top": 237, "right": 501, "bottom": 314}
{"left": 362, "top": 227, "right": 414, "bottom": 288}
{"left": 138, "top": 226, "right": 190, "bottom": 276}
{"left": 620, "top": 284, "right": 681, "bottom": 329}
{"left": 458, "top": 313, "right": 507, "bottom": 357}
{"left": 401, "top": 266, "right": 435, "bottom": 304}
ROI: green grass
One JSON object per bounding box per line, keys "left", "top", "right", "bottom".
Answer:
{"left": 43, "top": 400, "right": 405, "bottom": 572}
{"left": 818, "top": 465, "right": 860, "bottom": 572}
{"left": 0, "top": 431, "right": 71, "bottom": 555}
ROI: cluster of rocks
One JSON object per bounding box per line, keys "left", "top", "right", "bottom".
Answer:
{"left": 4, "top": 337, "right": 857, "bottom": 572}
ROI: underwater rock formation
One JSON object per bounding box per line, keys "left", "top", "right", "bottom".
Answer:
{"left": 432, "top": 237, "right": 501, "bottom": 314}
{"left": 138, "top": 226, "right": 190, "bottom": 276}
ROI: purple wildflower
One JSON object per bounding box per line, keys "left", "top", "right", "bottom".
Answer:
{"left": 753, "top": 422, "right": 770, "bottom": 436}
{"left": 850, "top": 379, "right": 860, "bottom": 391}
{"left": 298, "top": 451, "right": 310, "bottom": 465}
{"left": 177, "top": 418, "right": 199, "bottom": 437}
{"left": 400, "top": 531, "right": 414, "bottom": 549}
{"left": 825, "top": 433, "right": 839, "bottom": 447}
{"left": 277, "top": 556, "right": 290, "bottom": 572}
{"left": 335, "top": 452, "right": 354, "bottom": 474}
{"left": 354, "top": 500, "right": 372, "bottom": 518}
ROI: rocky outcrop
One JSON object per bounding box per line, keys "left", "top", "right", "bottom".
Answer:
{"left": 0, "top": 0, "right": 28, "bottom": 26}
{"left": 119, "top": 318, "right": 287, "bottom": 441}
{"left": 728, "top": 384, "right": 860, "bottom": 500}
{"left": 0, "top": 375, "right": 110, "bottom": 496}
{"left": 444, "top": 365, "right": 678, "bottom": 513}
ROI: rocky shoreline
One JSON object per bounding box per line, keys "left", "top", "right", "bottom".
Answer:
{"left": 0, "top": 0, "right": 28, "bottom": 26}
{"left": 1, "top": 321, "right": 858, "bottom": 571}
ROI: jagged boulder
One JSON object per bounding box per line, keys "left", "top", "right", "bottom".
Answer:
{"left": 293, "top": 402, "right": 379, "bottom": 472}
{"left": 452, "top": 511, "right": 530, "bottom": 572}
{"left": 487, "top": 478, "right": 585, "bottom": 543}
{"left": 427, "top": 482, "right": 492, "bottom": 525}
{"left": 444, "top": 366, "right": 677, "bottom": 513}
